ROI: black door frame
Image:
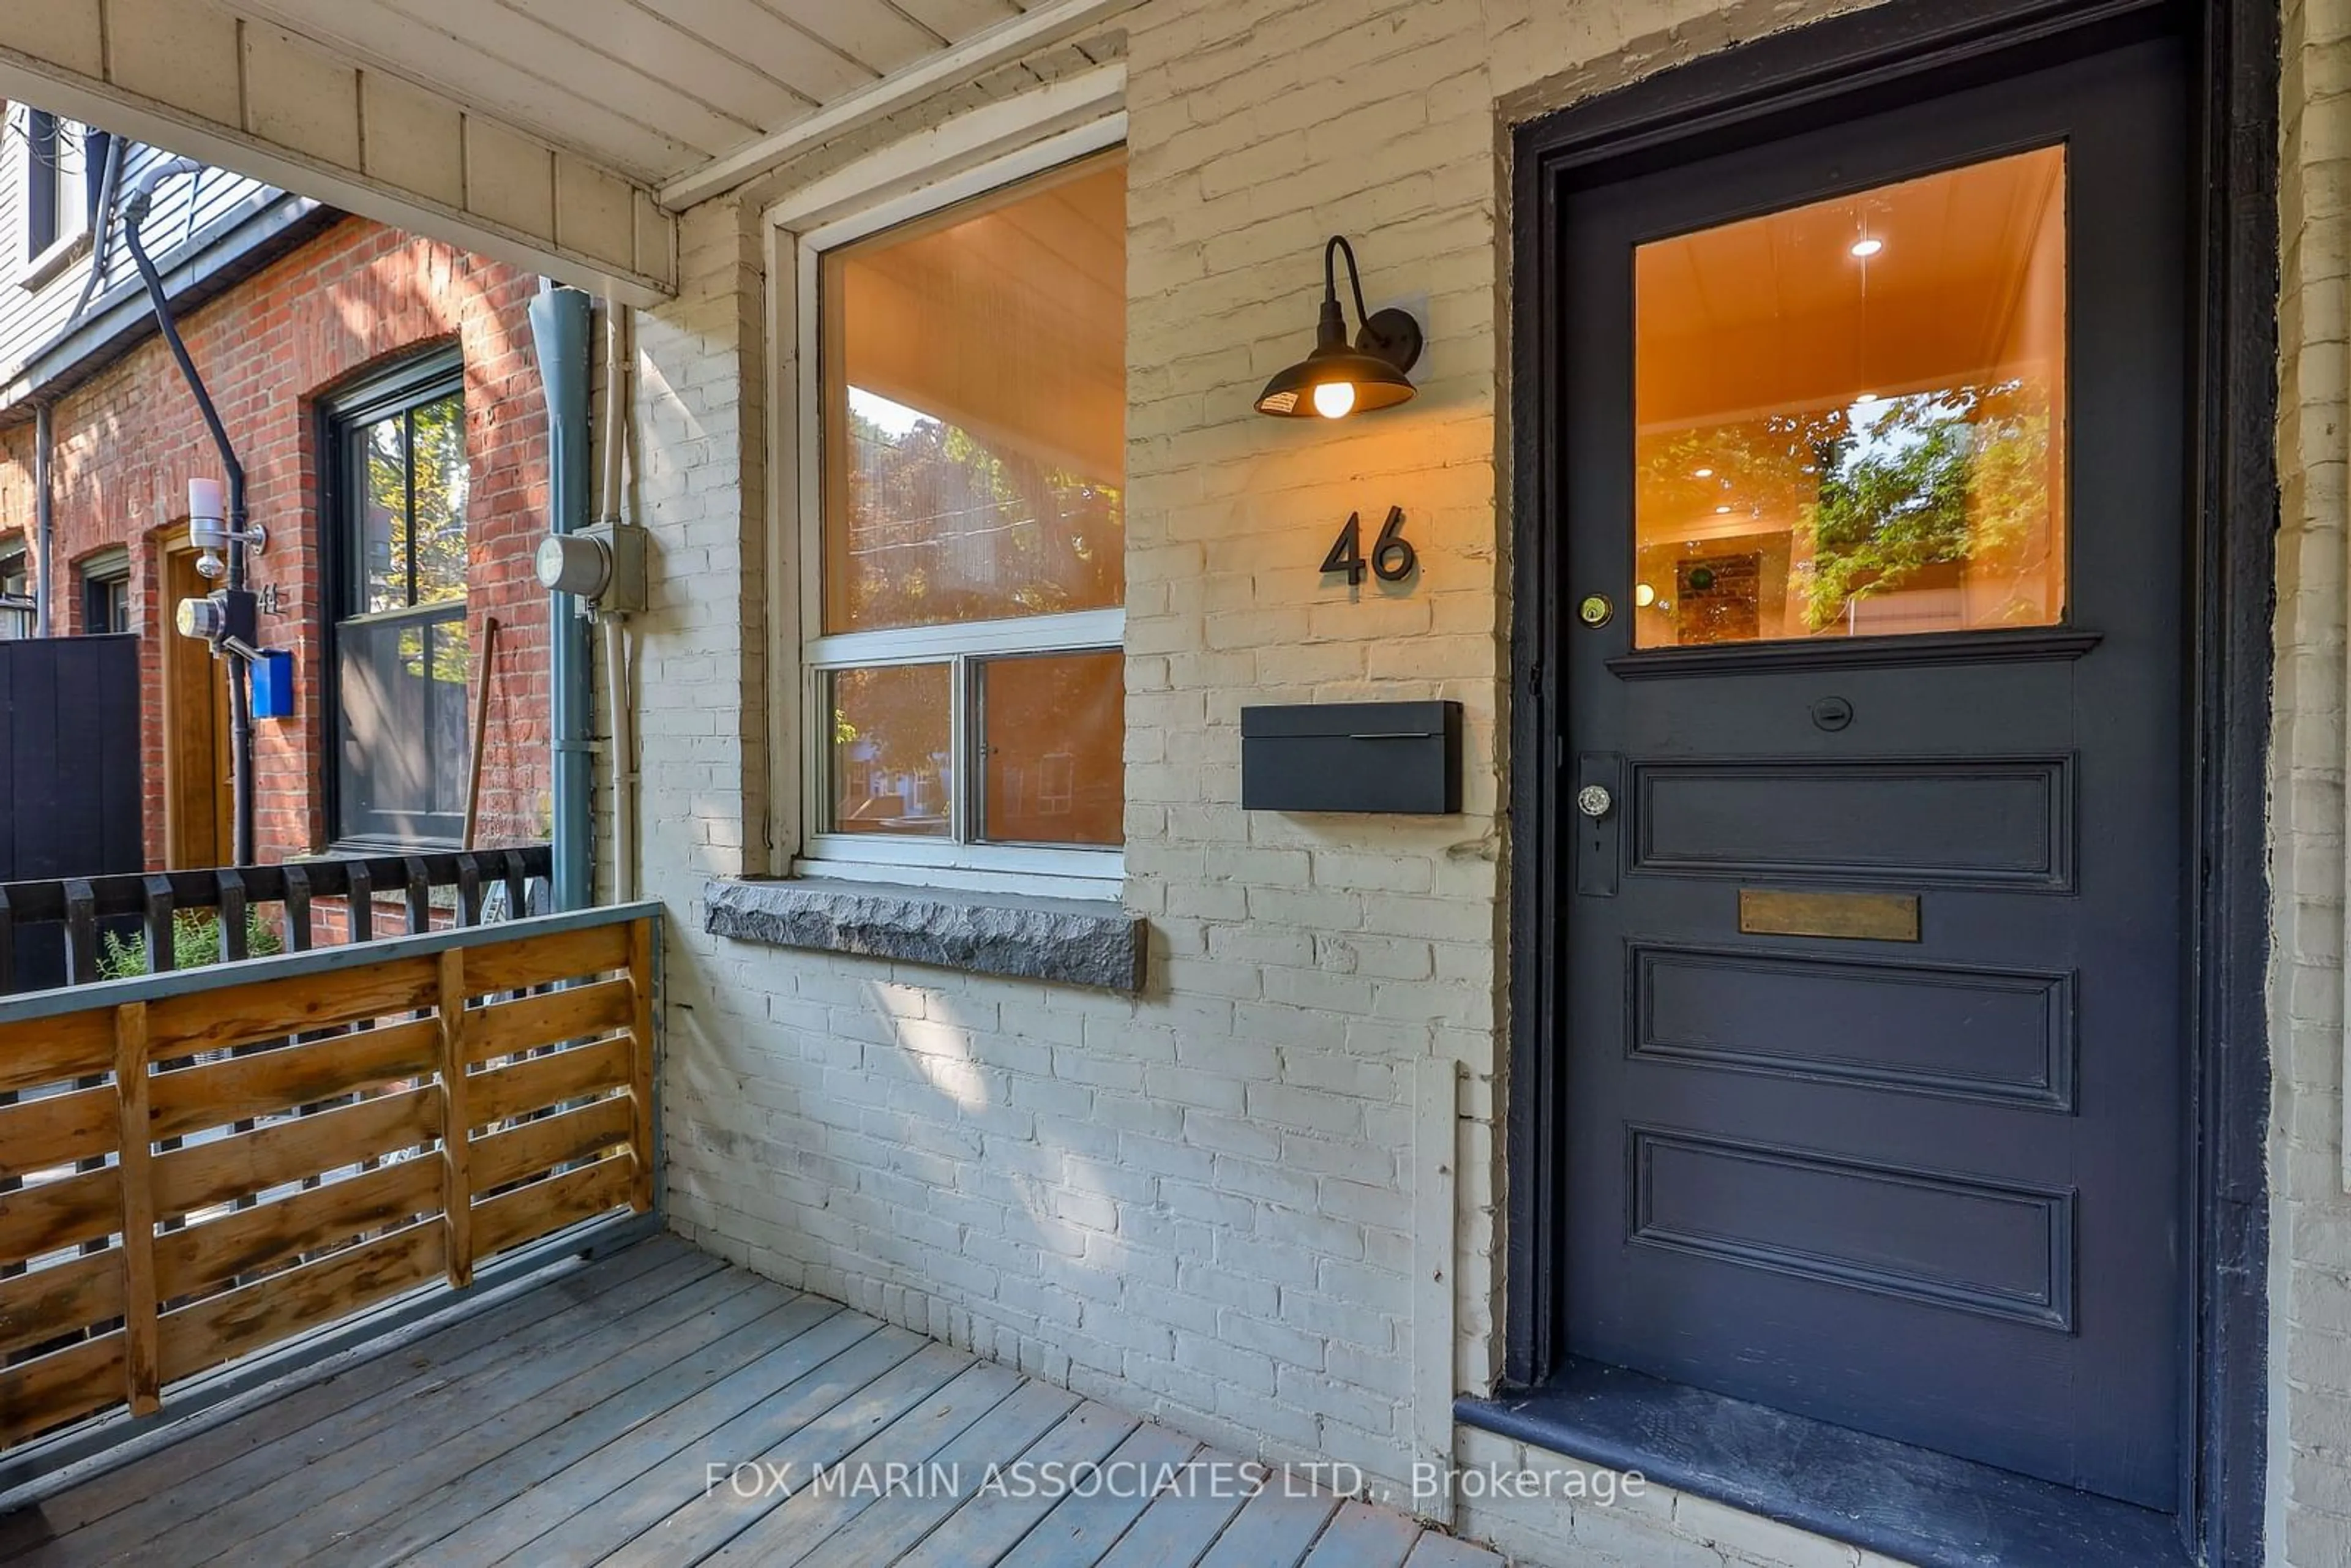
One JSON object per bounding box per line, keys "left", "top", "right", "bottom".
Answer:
{"left": 1502, "top": 0, "right": 2278, "bottom": 1560}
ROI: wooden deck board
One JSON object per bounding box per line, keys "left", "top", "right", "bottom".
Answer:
{"left": 78, "top": 1269, "right": 762, "bottom": 1568}
{"left": 310, "top": 1295, "right": 847, "bottom": 1568}
{"left": 418, "top": 1307, "right": 886, "bottom": 1564}
{"left": 796, "top": 1381, "right": 1083, "bottom": 1568}
{"left": 0, "top": 1240, "right": 1505, "bottom": 1568}
{"left": 0, "top": 1237, "right": 697, "bottom": 1556}
{"left": 216, "top": 1277, "right": 807, "bottom": 1564}
{"left": 58, "top": 1263, "right": 767, "bottom": 1567}
{"left": 1090, "top": 1458, "right": 1254, "bottom": 1568}
{"left": 1300, "top": 1499, "right": 1427, "bottom": 1567}
{"left": 889, "top": 1401, "right": 1139, "bottom": 1568}
{"left": 6, "top": 1245, "right": 730, "bottom": 1567}
{"left": 700, "top": 1360, "right": 1029, "bottom": 1567}
{"left": 996, "top": 1422, "right": 1203, "bottom": 1568}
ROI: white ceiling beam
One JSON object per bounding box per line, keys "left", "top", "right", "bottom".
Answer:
{"left": 656, "top": 0, "right": 1138, "bottom": 212}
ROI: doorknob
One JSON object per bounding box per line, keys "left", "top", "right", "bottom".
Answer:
{"left": 1576, "top": 784, "right": 1614, "bottom": 819}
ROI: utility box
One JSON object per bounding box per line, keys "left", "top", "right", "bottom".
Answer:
{"left": 1240, "top": 700, "right": 1461, "bottom": 814}
{"left": 250, "top": 649, "right": 296, "bottom": 719}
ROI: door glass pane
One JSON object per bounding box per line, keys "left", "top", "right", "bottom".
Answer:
{"left": 336, "top": 603, "right": 470, "bottom": 844}
{"left": 408, "top": 392, "right": 469, "bottom": 605}
{"left": 1632, "top": 146, "right": 2067, "bottom": 648}
{"left": 979, "top": 650, "right": 1123, "bottom": 847}
{"left": 822, "top": 154, "right": 1127, "bottom": 634}
{"left": 359, "top": 412, "right": 407, "bottom": 613}
{"left": 827, "top": 664, "right": 952, "bottom": 836}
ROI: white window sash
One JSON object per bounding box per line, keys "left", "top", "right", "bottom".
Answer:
{"left": 804, "top": 608, "right": 1125, "bottom": 670}
{"left": 770, "top": 106, "right": 1128, "bottom": 887}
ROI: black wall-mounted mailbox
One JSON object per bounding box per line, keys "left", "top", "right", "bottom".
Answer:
{"left": 1240, "top": 700, "right": 1461, "bottom": 814}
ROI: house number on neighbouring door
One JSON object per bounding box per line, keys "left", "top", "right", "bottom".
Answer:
{"left": 1321, "top": 507, "right": 1416, "bottom": 586}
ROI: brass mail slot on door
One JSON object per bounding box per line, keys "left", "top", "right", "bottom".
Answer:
{"left": 1738, "top": 888, "right": 1921, "bottom": 942}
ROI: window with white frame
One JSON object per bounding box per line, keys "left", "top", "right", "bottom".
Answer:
{"left": 801, "top": 148, "right": 1127, "bottom": 882}
{"left": 17, "top": 108, "right": 105, "bottom": 271}
{"left": 79, "top": 547, "right": 129, "bottom": 634}
{"left": 0, "top": 537, "right": 31, "bottom": 639}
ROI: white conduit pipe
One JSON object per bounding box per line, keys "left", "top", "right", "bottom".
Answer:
{"left": 598, "top": 294, "right": 638, "bottom": 904}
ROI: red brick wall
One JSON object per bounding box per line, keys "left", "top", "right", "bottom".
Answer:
{"left": 0, "top": 216, "right": 553, "bottom": 869}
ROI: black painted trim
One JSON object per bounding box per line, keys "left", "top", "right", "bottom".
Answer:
{"left": 1501, "top": 1, "right": 2275, "bottom": 1562}
{"left": 2185, "top": 1, "right": 2280, "bottom": 1561}
{"left": 1457, "top": 1366, "right": 2192, "bottom": 1568}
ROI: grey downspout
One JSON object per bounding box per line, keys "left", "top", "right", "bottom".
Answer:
{"left": 529, "top": 284, "right": 593, "bottom": 912}
{"left": 124, "top": 156, "right": 253, "bottom": 865}
{"left": 32, "top": 402, "right": 51, "bottom": 636}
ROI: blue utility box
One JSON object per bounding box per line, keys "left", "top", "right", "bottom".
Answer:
{"left": 250, "top": 649, "right": 295, "bottom": 719}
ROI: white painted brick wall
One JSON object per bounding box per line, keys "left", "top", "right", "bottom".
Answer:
{"left": 2271, "top": 2, "right": 2351, "bottom": 1566}
{"left": 614, "top": 0, "right": 2351, "bottom": 1564}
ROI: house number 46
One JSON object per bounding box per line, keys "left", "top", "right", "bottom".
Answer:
{"left": 1321, "top": 506, "right": 1416, "bottom": 586}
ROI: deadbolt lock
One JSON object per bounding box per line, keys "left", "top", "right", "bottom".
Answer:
{"left": 1577, "top": 595, "right": 1613, "bottom": 628}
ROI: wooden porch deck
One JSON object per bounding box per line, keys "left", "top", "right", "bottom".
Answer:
{"left": 0, "top": 1237, "right": 1502, "bottom": 1567}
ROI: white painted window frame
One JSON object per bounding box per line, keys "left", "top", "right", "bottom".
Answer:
{"left": 763, "top": 93, "right": 1128, "bottom": 901}
{"left": 13, "top": 107, "right": 94, "bottom": 290}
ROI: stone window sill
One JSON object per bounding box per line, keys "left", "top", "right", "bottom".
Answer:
{"left": 703, "top": 877, "right": 1146, "bottom": 993}
{"left": 16, "top": 229, "right": 89, "bottom": 292}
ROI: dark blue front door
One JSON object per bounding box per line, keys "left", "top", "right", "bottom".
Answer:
{"left": 1559, "top": 36, "right": 2189, "bottom": 1507}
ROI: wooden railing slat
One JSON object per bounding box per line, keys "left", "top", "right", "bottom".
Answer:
{"left": 437, "top": 950, "right": 473, "bottom": 1291}
{"left": 0, "top": 1252, "right": 123, "bottom": 1360}
{"left": 147, "top": 1020, "right": 439, "bottom": 1142}
{"left": 0, "top": 1086, "right": 117, "bottom": 1186}
{"left": 0, "top": 1333, "right": 126, "bottom": 1449}
{"left": 156, "top": 1221, "right": 444, "bottom": 1386}
{"left": 460, "top": 925, "right": 631, "bottom": 997}
{"left": 471, "top": 1097, "right": 634, "bottom": 1195}
{"left": 470, "top": 1155, "right": 634, "bottom": 1262}
{"left": 467, "top": 978, "right": 636, "bottom": 1067}
{"left": 152, "top": 1158, "right": 441, "bottom": 1302}
{"left": 0, "top": 1013, "right": 114, "bottom": 1097}
{"left": 145, "top": 958, "right": 438, "bottom": 1065}
{"left": 468, "top": 1038, "right": 631, "bottom": 1130}
{"left": 153, "top": 1086, "right": 439, "bottom": 1220}
{"left": 0, "top": 1168, "right": 122, "bottom": 1266}
{"left": 114, "top": 1002, "right": 160, "bottom": 1415}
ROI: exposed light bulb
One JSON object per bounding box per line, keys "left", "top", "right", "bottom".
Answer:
{"left": 1850, "top": 237, "right": 1883, "bottom": 258}
{"left": 1692, "top": 467, "right": 1714, "bottom": 479}
{"left": 1714, "top": 505, "right": 1732, "bottom": 515}
{"left": 1312, "top": 381, "right": 1357, "bottom": 419}
{"left": 1634, "top": 583, "right": 1657, "bottom": 607}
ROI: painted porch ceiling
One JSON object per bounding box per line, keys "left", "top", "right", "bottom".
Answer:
{"left": 217, "top": 0, "right": 1046, "bottom": 187}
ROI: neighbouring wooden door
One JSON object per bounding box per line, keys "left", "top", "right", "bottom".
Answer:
{"left": 161, "top": 543, "right": 231, "bottom": 869}
{"left": 1556, "top": 38, "right": 2189, "bottom": 1506}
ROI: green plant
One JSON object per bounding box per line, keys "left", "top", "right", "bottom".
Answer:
{"left": 97, "top": 909, "right": 285, "bottom": 980}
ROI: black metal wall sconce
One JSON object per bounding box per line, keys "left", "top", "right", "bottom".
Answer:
{"left": 1255, "top": 235, "right": 1422, "bottom": 419}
